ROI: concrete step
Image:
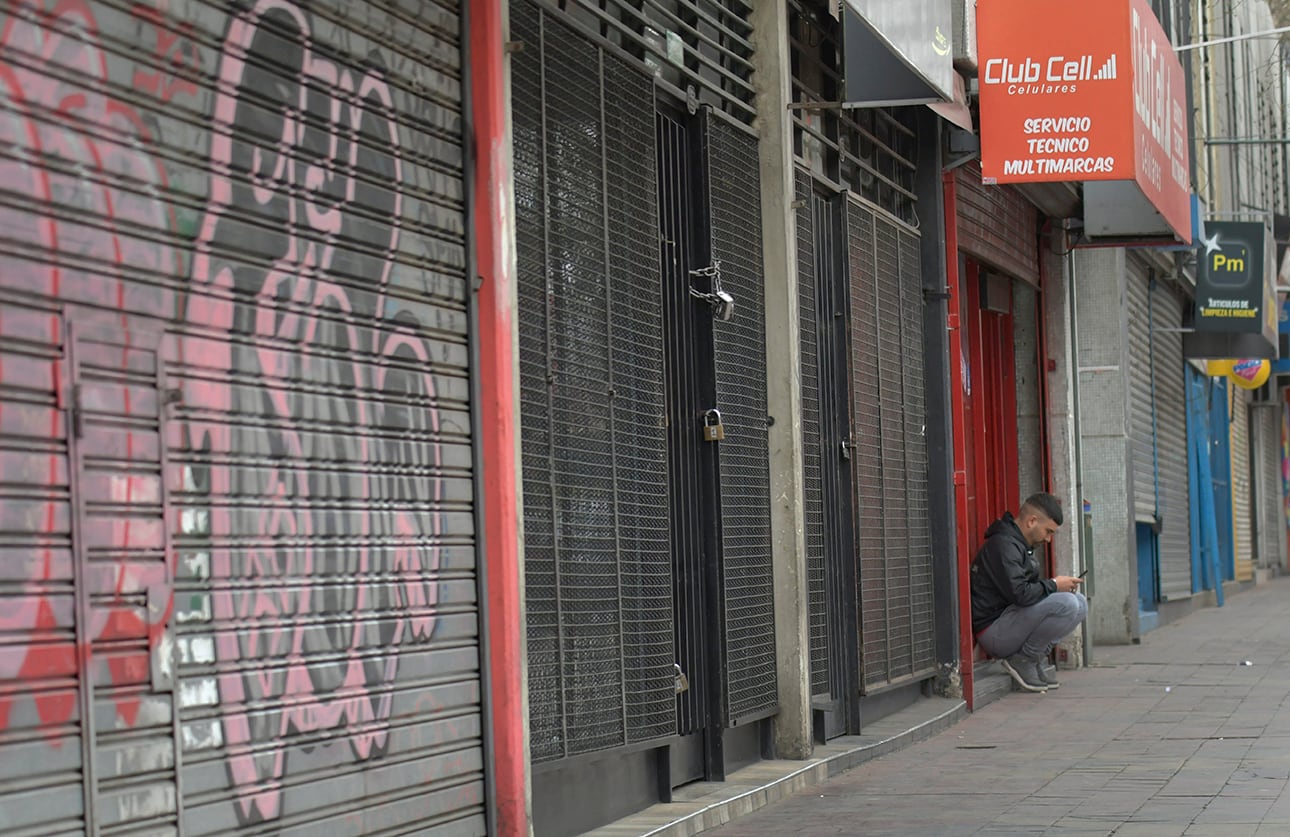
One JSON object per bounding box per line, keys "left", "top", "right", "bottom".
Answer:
{"left": 582, "top": 695, "right": 967, "bottom": 837}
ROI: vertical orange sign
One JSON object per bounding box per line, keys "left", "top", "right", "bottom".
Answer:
{"left": 978, "top": 0, "right": 1191, "bottom": 240}
{"left": 1128, "top": 0, "right": 1192, "bottom": 242}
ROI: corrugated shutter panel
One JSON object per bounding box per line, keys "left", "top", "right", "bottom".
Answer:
{"left": 0, "top": 0, "right": 482, "bottom": 833}
{"left": 513, "top": 1, "right": 675, "bottom": 762}
{"left": 1126, "top": 261, "right": 1156, "bottom": 523}
{"left": 0, "top": 303, "right": 84, "bottom": 835}
{"left": 1258, "top": 406, "right": 1281, "bottom": 569}
{"left": 1232, "top": 392, "right": 1254, "bottom": 582}
{"left": 796, "top": 170, "right": 831, "bottom": 698}
{"left": 71, "top": 326, "right": 180, "bottom": 836}
{"left": 1154, "top": 284, "right": 1192, "bottom": 600}
{"left": 176, "top": 2, "right": 483, "bottom": 829}
{"left": 706, "top": 113, "right": 778, "bottom": 724}
{"left": 848, "top": 197, "right": 935, "bottom": 692}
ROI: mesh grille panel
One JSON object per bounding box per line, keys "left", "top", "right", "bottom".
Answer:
{"left": 514, "top": 1, "right": 674, "bottom": 762}
{"left": 796, "top": 171, "right": 830, "bottom": 698}
{"left": 849, "top": 207, "right": 886, "bottom": 683}
{"left": 544, "top": 18, "right": 623, "bottom": 757}
{"left": 512, "top": 0, "right": 563, "bottom": 762}
{"left": 605, "top": 58, "right": 675, "bottom": 745}
{"left": 901, "top": 227, "right": 935, "bottom": 674}
{"left": 876, "top": 221, "right": 910, "bottom": 679}
{"left": 707, "top": 114, "right": 778, "bottom": 723}
{"left": 849, "top": 199, "right": 935, "bottom": 691}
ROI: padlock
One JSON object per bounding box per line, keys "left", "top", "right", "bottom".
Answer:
{"left": 703, "top": 408, "right": 725, "bottom": 442}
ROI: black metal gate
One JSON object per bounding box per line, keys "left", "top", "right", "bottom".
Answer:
{"left": 658, "top": 105, "right": 721, "bottom": 783}
{"left": 796, "top": 171, "right": 859, "bottom": 739}
{"left": 655, "top": 103, "right": 777, "bottom": 785}
{"left": 513, "top": 0, "right": 773, "bottom": 832}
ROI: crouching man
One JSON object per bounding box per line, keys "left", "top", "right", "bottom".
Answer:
{"left": 970, "top": 492, "right": 1088, "bottom": 693}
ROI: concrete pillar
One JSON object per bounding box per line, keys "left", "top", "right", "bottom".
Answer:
{"left": 749, "top": 0, "right": 812, "bottom": 759}
{"left": 1041, "top": 239, "right": 1085, "bottom": 666}
{"left": 1072, "top": 247, "right": 1138, "bottom": 645}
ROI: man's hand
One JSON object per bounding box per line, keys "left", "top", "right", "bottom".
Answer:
{"left": 1054, "top": 575, "right": 1083, "bottom": 593}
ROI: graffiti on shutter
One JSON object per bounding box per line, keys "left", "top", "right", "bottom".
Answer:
{"left": 0, "top": 0, "right": 482, "bottom": 832}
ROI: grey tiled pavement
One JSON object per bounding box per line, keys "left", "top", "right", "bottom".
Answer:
{"left": 712, "top": 576, "right": 1290, "bottom": 836}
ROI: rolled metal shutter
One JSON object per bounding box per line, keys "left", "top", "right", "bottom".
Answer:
{"left": 1, "top": 0, "right": 482, "bottom": 833}
{"left": 706, "top": 112, "right": 778, "bottom": 724}
{"left": 848, "top": 197, "right": 935, "bottom": 692}
{"left": 953, "top": 163, "right": 1040, "bottom": 287}
{"left": 1153, "top": 284, "right": 1192, "bottom": 600}
{"left": 513, "top": 1, "right": 676, "bottom": 762}
{"left": 796, "top": 171, "right": 831, "bottom": 699}
{"left": 1258, "top": 406, "right": 1281, "bottom": 569}
{"left": 1232, "top": 392, "right": 1255, "bottom": 582}
{"left": 1126, "top": 261, "right": 1156, "bottom": 523}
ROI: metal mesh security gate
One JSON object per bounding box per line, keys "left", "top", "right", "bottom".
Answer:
{"left": 848, "top": 198, "right": 936, "bottom": 692}
{"left": 796, "top": 169, "right": 858, "bottom": 736}
{"left": 513, "top": 1, "right": 676, "bottom": 763}
{"left": 705, "top": 113, "right": 778, "bottom": 725}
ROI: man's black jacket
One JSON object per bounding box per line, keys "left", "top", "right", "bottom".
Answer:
{"left": 969, "top": 512, "right": 1057, "bottom": 634}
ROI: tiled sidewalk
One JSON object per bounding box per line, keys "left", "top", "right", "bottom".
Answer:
{"left": 709, "top": 576, "right": 1290, "bottom": 836}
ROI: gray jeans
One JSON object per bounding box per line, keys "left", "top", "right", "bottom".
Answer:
{"left": 978, "top": 592, "right": 1088, "bottom": 662}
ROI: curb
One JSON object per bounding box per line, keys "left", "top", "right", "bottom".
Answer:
{"left": 585, "top": 697, "right": 968, "bottom": 837}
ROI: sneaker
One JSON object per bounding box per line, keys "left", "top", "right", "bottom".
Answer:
{"left": 1038, "top": 664, "right": 1060, "bottom": 690}
{"left": 1001, "top": 654, "right": 1048, "bottom": 693}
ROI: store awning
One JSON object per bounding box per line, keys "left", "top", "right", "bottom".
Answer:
{"left": 841, "top": 0, "right": 955, "bottom": 107}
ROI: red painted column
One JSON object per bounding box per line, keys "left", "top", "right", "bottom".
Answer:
{"left": 470, "top": 3, "right": 527, "bottom": 834}
{"left": 943, "top": 173, "right": 975, "bottom": 710}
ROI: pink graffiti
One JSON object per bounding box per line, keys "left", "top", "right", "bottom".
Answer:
{"left": 0, "top": 0, "right": 179, "bottom": 733}
{"left": 181, "top": 0, "right": 441, "bottom": 824}
{"left": 130, "top": 2, "right": 202, "bottom": 102}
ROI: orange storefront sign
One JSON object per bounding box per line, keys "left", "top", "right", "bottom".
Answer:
{"left": 978, "top": 0, "right": 1191, "bottom": 242}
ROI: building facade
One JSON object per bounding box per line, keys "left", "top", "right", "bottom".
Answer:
{"left": 2, "top": 0, "right": 1289, "bottom": 835}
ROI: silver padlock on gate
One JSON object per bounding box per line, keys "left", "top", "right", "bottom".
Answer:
{"left": 703, "top": 408, "right": 725, "bottom": 442}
